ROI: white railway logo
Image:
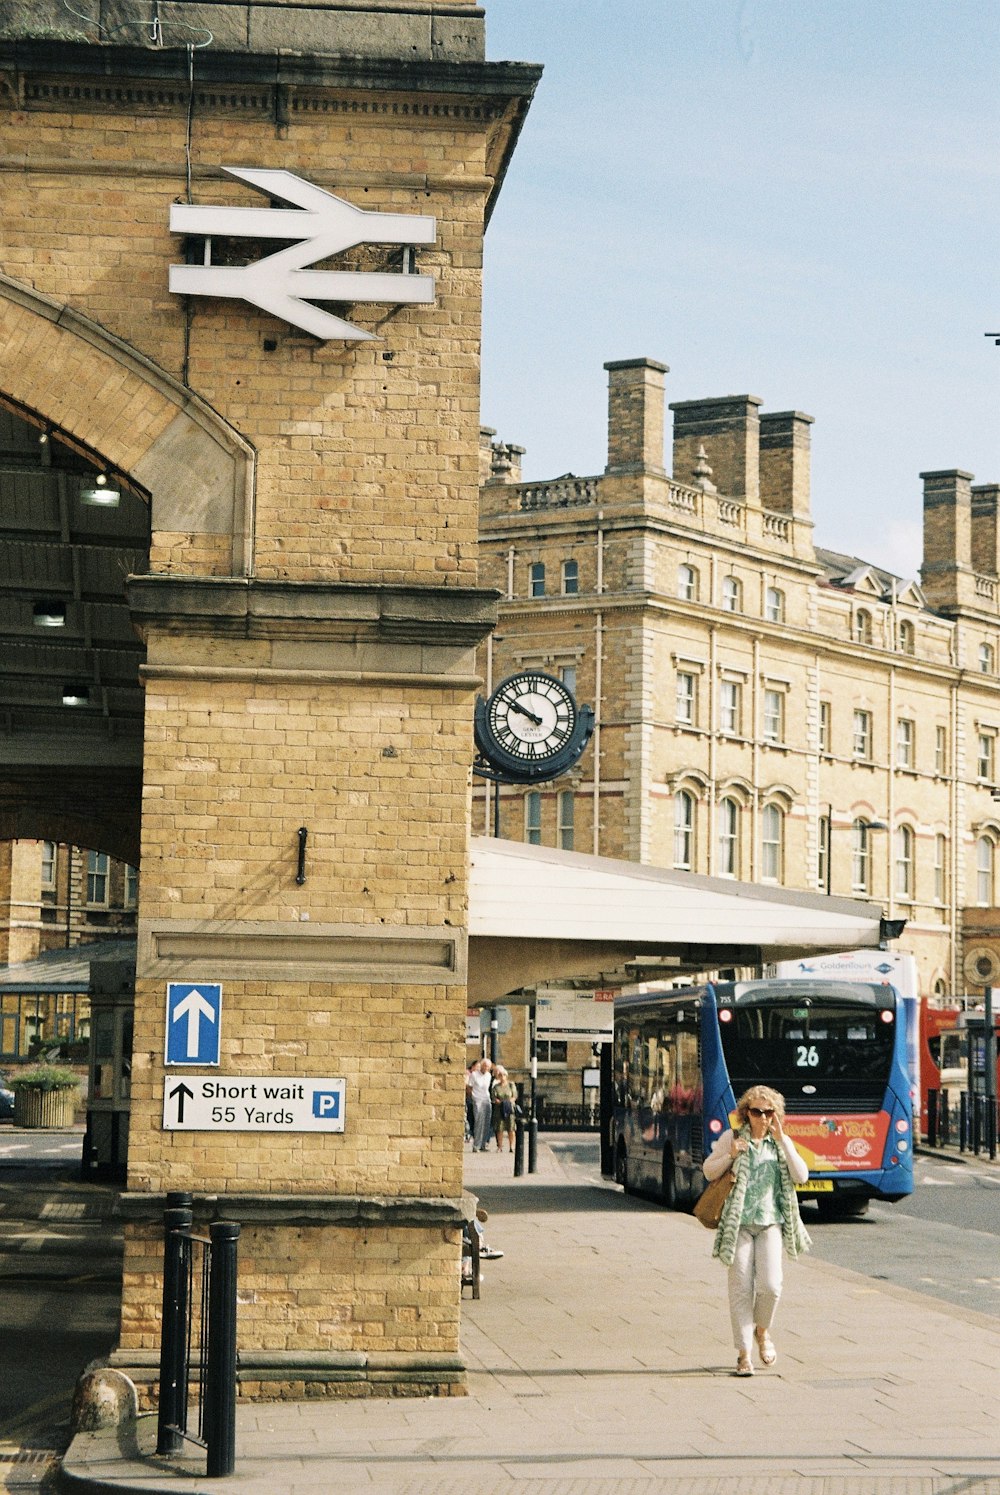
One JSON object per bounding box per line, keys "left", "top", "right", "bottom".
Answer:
{"left": 169, "top": 167, "right": 436, "bottom": 340}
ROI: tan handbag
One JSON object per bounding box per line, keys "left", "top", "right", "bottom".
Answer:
{"left": 693, "top": 1166, "right": 735, "bottom": 1229}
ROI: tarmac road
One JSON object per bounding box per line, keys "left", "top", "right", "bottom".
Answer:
{"left": 0, "top": 1128, "right": 121, "bottom": 1492}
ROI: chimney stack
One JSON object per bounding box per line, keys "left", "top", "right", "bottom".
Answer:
{"left": 479, "top": 426, "right": 496, "bottom": 486}
{"left": 759, "top": 410, "right": 814, "bottom": 519}
{"left": 604, "top": 358, "right": 668, "bottom": 475}
{"left": 920, "top": 469, "right": 973, "bottom": 607}
{"left": 971, "top": 484, "right": 1000, "bottom": 577}
{"left": 669, "top": 395, "right": 762, "bottom": 503}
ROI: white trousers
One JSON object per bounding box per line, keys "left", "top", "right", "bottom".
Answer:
{"left": 727, "top": 1224, "right": 783, "bottom": 1354}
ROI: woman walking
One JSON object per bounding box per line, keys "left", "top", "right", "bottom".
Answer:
{"left": 703, "top": 1084, "right": 811, "bottom": 1376}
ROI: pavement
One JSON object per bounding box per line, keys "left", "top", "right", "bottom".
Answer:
{"left": 46, "top": 1131, "right": 1000, "bottom": 1495}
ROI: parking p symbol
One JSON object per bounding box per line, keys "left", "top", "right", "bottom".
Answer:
{"left": 312, "top": 1090, "right": 340, "bottom": 1119}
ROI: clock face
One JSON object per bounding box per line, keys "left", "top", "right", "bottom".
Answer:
{"left": 486, "top": 671, "right": 577, "bottom": 764}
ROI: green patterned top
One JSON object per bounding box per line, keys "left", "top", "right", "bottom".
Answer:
{"left": 740, "top": 1136, "right": 783, "bottom": 1228}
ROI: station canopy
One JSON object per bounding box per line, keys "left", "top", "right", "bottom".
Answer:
{"left": 467, "top": 838, "right": 886, "bottom": 1006}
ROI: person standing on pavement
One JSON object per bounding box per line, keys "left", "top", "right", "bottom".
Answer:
{"left": 490, "top": 1066, "right": 518, "bottom": 1152}
{"left": 702, "top": 1084, "right": 811, "bottom": 1376}
{"left": 469, "top": 1056, "right": 494, "bottom": 1152}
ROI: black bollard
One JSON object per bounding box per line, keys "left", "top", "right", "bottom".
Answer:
{"left": 205, "top": 1221, "right": 240, "bottom": 1478}
{"left": 156, "top": 1194, "right": 194, "bottom": 1456}
{"left": 926, "top": 1088, "right": 938, "bottom": 1149}
{"left": 959, "top": 1090, "right": 969, "bottom": 1153}
{"left": 513, "top": 1112, "right": 525, "bottom": 1176}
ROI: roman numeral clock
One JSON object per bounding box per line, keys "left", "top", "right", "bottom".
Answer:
{"left": 474, "top": 670, "right": 595, "bottom": 785}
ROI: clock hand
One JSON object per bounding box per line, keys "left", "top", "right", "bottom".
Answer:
{"left": 508, "top": 699, "right": 543, "bottom": 726}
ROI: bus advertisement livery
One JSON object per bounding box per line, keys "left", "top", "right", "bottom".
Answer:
{"left": 610, "top": 979, "right": 914, "bottom": 1218}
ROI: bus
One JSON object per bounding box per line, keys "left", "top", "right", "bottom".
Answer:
{"left": 609, "top": 978, "right": 914, "bottom": 1218}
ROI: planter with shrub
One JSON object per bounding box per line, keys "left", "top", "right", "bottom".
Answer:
{"left": 11, "top": 1067, "right": 80, "bottom": 1128}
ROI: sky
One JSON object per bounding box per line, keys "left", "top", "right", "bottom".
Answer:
{"left": 480, "top": 1, "right": 1000, "bottom": 582}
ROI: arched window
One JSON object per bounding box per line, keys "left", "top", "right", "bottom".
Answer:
{"left": 932, "top": 977, "right": 948, "bottom": 998}
{"left": 673, "top": 791, "right": 695, "bottom": 870}
{"left": 721, "top": 575, "right": 742, "bottom": 613}
{"left": 854, "top": 609, "right": 872, "bottom": 645}
{"left": 976, "top": 835, "right": 995, "bottom": 906}
{"left": 851, "top": 819, "right": 872, "bottom": 894}
{"left": 761, "top": 804, "right": 783, "bottom": 883}
{"left": 561, "top": 559, "right": 579, "bottom": 596}
{"left": 980, "top": 642, "right": 995, "bottom": 675}
{"left": 677, "top": 563, "right": 698, "bottom": 602}
{"left": 898, "top": 619, "right": 915, "bottom": 655}
{"left": 717, "top": 797, "right": 740, "bottom": 877}
{"left": 557, "top": 790, "right": 574, "bottom": 851}
{"left": 525, "top": 791, "right": 542, "bottom": 845}
{"left": 894, "top": 825, "right": 914, "bottom": 899}
{"left": 764, "top": 586, "right": 785, "bottom": 623}
{"left": 529, "top": 562, "right": 545, "bottom": 598}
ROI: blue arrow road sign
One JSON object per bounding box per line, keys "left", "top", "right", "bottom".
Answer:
{"left": 166, "top": 982, "right": 222, "bottom": 1066}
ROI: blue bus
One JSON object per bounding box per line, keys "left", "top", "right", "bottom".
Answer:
{"left": 609, "top": 978, "right": 914, "bottom": 1218}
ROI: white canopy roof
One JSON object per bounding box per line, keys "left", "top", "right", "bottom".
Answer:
{"left": 467, "top": 838, "right": 885, "bottom": 1005}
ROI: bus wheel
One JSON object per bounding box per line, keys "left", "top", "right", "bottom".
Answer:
{"left": 615, "top": 1143, "right": 633, "bottom": 1193}
{"left": 660, "top": 1149, "right": 677, "bottom": 1209}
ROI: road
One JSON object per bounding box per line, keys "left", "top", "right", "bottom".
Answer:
{"left": 546, "top": 1134, "right": 1000, "bottom": 1319}
{"left": 0, "top": 1128, "right": 122, "bottom": 1493}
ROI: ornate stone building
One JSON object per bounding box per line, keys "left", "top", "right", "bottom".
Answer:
{"left": 479, "top": 357, "right": 1000, "bottom": 1012}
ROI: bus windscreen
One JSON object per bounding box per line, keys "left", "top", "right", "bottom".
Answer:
{"left": 718, "top": 981, "right": 896, "bottom": 1108}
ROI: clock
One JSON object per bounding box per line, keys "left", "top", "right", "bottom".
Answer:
{"left": 474, "top": 670, "right": 595, "bottom": 783}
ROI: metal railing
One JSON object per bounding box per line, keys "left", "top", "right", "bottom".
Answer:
{"left": 535, "top": 1099, "right": 600, "bottom": 1132}
{"left": 156, "top": 1191, "right": 240, "bottom": 1478}
{"left": 925, "top": 1088, "right": 998, "bottom": 1160}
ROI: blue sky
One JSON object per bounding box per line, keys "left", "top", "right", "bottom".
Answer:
{"left": 481, "top": 1, "right": 1000, "bottom": 580}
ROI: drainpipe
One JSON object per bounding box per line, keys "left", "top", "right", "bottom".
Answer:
{"left": 593, "top": 512, "right": 605, "bottom": 856}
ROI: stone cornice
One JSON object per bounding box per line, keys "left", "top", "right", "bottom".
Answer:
{"left": 118, "top": 1189, "right": 476, "bottom": 1227}
{"left": 2, "top": 40, "right": 542, "bottom": 110}
{"left": 127, "top": 574, "right": 499, "bottom": 647}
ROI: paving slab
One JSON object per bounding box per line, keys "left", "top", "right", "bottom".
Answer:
{"left": 59, "top": 1137, "right": 1000, "bottom": 1495}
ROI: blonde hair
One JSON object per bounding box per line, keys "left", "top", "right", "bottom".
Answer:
{"left": 734, "top": 1085, "right": 785, "bottom": 1127}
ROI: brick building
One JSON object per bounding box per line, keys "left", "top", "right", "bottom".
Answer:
{"left": 0, "top": 0, "right": 540, "bottom": 1399}
{"left": 478, "top": 358, "right": 1000, "bottom": 1076}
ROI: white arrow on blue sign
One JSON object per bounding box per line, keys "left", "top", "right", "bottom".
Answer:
{"left": 165, "top": 983, "right": 222, "bottom": 1066}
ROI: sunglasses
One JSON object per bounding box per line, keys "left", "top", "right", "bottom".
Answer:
{"left": 748, "top": 1107, "right": 775, "bottom": 1118}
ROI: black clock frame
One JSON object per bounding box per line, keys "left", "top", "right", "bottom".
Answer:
{"left": 473, "top": 670, "right": 595, "bottom": 784}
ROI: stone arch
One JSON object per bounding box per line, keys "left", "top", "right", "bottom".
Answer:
{"left": 0, "top": 272, "right": 256, "bottom": 575}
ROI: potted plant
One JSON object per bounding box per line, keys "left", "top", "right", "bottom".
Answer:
{"left": 11, "top": 1066, "right": 80, "bottom": 1128}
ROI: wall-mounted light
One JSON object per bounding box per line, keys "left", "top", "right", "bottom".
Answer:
{"left": 33, "top": 600, "right": 66, "bottom": 628}
{"left": 62, "top": 685, "right": 90, "bottom": 706}
{"left": 79, "top": 473, "right": 121, "bottom": 508}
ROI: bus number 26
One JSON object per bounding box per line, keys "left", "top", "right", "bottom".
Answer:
{"left": 795, "top": 1044, "right": 820, "bottom": 1067}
